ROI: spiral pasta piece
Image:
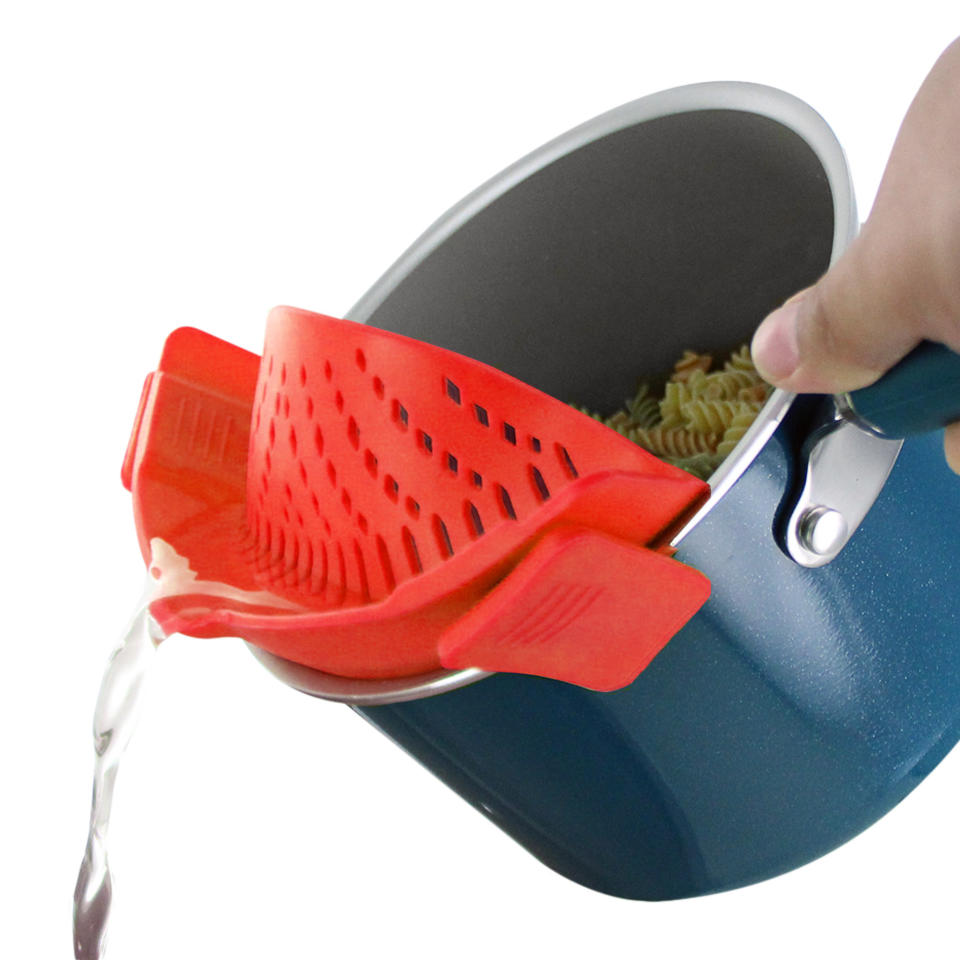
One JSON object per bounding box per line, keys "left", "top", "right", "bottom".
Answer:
{"left": 717, "top": 406, "right": 762, "bottom": 458}
{"left": 680, "top": 398, "right": 743, "bottom": 433}
{"left": 629, "top": 395, "right": 660, "bottom": 429}
{"left": 737, "top": 382, "right": 770, "bottom": 404}
{"left": 671, "top": 350, "right": 713, "bottom": 383}
{"left": 618, "top": 384, "right": 661, "bottom": 430}
{"left": 630, "top": 425, "right": 719, "bottom": 458}
{"left": 701, "top": 368, "right": 759, "bottom": 400}
{"left": 659, "top": 380, "right": 694, "bottom": 428}
{"left": 725, "top": 344, "right": 757, "bottom": 373}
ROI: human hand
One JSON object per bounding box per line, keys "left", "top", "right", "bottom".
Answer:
{"left": 751, "top": 37, "right": 960, "bottom": 474}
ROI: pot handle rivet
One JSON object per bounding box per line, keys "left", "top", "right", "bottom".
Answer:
{"left": 798, "top": 505, "right": 849, "bottom": 557}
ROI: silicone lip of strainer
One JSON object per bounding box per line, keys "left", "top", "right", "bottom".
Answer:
{"left": 123, "top": 306, "right": 713, "bottom": 701}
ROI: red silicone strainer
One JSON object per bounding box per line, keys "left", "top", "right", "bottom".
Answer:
{"left": 122, "top": 306, "right": 711, "bottom": 692}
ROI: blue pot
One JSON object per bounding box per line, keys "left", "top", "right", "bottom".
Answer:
{"left": 277, "top": 83, "right": 960, "bottom": 899}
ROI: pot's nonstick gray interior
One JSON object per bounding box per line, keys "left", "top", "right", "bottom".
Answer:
{"left": 363, "top": 109, "right": 834, "bottom": 413}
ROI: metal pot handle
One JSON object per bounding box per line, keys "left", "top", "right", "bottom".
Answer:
{"left": 783, "top": 340, "right": 960, "bottom": 568}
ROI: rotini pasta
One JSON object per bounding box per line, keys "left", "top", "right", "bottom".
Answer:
{"left": 725, "top": 344, "right": 756, "bottom": 373}
{"left": 680, "top": 398, "right": 744, "bottom": 434}
{"left": 571, "top": 343, "right": 771, "bottom": 480}
{"left": 671, "top": 350, "right": 713, "bottom": 382}
{"left": 627, "top": 384, "right": 661, "bottom": 429}
{"left": 717, "top": 407, "right": 762, "bottom": 458}
{"left": 659, "top": 381, "right": 694, "bottom": 428}
{"left": 630, "top": 425, "right": 720, "bottom": 458}
{"left": 701, "top": 368, "right": 758, "bottom": 400}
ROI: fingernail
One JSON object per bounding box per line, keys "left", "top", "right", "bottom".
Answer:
{"left": 752, "top": 298, "right": 802, "bottom": 382}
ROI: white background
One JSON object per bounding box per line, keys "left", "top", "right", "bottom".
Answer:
{"left": 3, "top": 2, "right": 959, "bottom": 958}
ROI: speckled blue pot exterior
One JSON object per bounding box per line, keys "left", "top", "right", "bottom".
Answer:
{"left": 343, "top": 84, "right": 960, "bottom": 899}
{"left": 361, "top": 421, "right": 959, "bottom": 899}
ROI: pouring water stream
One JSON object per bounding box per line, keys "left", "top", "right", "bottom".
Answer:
{"left": 73, "top": 539, "right": 305, "bottom": 959}
{"left": 73, "top": 597, "right": 164, "bottom": 960}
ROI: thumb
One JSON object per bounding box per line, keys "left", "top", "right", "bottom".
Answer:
{"left": 752, "top": 244, "right": 960, "bottom": 476}
{"left": 750, "top": 224, "right": 925, "bottom": 395}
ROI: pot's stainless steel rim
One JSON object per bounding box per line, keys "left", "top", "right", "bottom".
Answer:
{"left": 246, "top": 644, "right": 490, "bottom": 706}
{"left": 250, "top": 80, "right": 858, "bottom": 705}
